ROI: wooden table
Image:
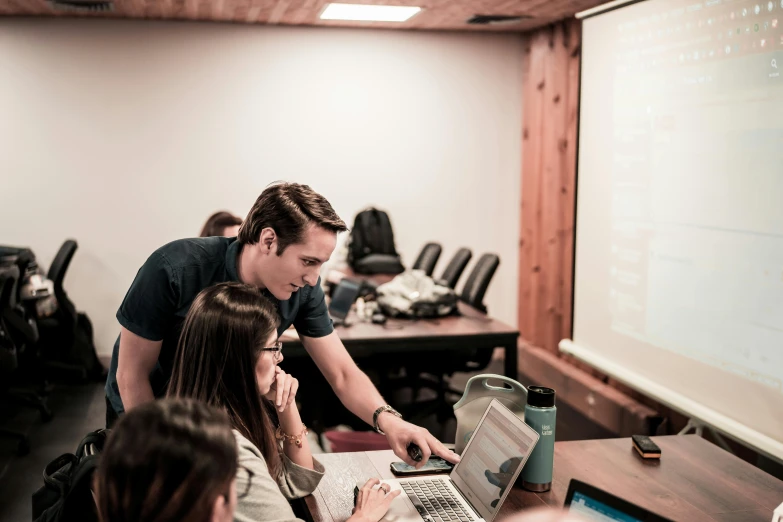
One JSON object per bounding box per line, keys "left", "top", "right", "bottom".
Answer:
{"left": 303, "top": 435, "right": 783, "bottom": 522}
{"left": 282, "top": 301, "right": 519, "bottom": 379}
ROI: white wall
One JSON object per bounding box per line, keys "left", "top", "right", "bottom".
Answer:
{"left": 0, "top": 19, "right": 523, "bottom": 356}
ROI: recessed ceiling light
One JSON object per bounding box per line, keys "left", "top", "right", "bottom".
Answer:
{"left": 319, "top": 3, "right": 422, "bottom": 22}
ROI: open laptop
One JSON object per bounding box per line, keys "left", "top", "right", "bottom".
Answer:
{"left": 380, "top": 399, "right": 540, "bottom": 522}
{"left": 328, "top": 279, "right": 362, "bottom": 326}
{"left": 564, "top": 479, "right": 674, "bottom": 522}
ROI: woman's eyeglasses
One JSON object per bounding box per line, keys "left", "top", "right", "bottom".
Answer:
{"left": 260, "top": 340, "right": 283, "bottom": 361}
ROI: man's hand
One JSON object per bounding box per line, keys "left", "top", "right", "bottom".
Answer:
{"left": 378, "top": 413, "right": 461, "bottom": 468}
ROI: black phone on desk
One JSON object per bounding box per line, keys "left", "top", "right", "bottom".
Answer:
{"left": 390, "top": 456, "right": 454, "bottom": 476}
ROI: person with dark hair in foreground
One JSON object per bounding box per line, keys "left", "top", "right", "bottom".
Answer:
{"left": 168, "top": 282, "right": 400, "bottom": 522}
{"left": 93, "top": 397, "right": 238, "bottom": 522}
{"left": 106, "top": 181, "right": 459, "bottom": 468}
{"left": 200, "top": 211, "right": 243, "bottom": 238}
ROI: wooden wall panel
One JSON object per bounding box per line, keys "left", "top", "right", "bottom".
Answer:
{"left": 518, "top": 19, "right": 580, "bottom": 355}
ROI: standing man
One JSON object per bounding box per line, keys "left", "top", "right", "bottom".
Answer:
{"left": 105, "top": 182, "right": 458, "bottom": 467}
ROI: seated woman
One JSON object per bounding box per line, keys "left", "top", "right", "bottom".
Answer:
{"left": 94, "top": 397, "right": 238, "bottom": 522}
{"left": 168, "top": 282, "right": 399, "bottom": 522}
{"left": 200, "top": 211, "right": 243, "bottom": 237}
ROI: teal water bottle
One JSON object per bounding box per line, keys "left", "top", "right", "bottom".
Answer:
{"left": 520, "top": 386, "right": 556, "bottom": 492}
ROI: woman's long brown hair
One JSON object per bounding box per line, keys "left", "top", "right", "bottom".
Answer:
{"left": 168, "top": 282, "right": 282, "bottom": 477}
{"left": 95, "top": 398, "right": 237, "bottom": 522}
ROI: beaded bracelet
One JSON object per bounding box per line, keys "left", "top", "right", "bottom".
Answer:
{"left": 276, "top": 425, "right": 308, "bottom": 448}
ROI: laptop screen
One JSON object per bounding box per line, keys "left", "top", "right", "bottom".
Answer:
{"left": 569, "top": 492, "right": 646, "bottom": 522}
{"left": 328, "top": 279, "right": 361, "bottom": 321}
{"left": 451, "top": 400, "right": 539, "bottom": 522}
{"left": 564, "top": 480, "right": 674, "bottom": 522}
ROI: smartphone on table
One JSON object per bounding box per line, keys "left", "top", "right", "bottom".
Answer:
{"left": 390, "top": 456, "right": 454, "bottom": 476}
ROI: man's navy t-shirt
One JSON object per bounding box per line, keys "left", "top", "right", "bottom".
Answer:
{"left": 105, "top": 236, "right": 334, "bottom": 414}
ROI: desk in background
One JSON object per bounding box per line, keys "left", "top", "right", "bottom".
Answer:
{"left": 281, "top": 301, "right": 519, "bottom": 379}
{"left": 304, "top": 435, "right": 783, "bottom": 522}
{"left": 284, "top": 266, "right": 519, "bottom": 378}
{"left": 281, "top": 267, "right": 517, "bottom": 431}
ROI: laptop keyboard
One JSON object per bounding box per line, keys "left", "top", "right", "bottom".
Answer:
{"left": 401, "top": 479, "right": 476, "bottom": 522}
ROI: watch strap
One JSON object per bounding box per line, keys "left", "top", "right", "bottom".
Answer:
{"left": 372, "top": 405, "right": 401, "bottom": 435}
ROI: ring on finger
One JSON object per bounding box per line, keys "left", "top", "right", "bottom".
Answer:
{"left": 380, "top": 484, "right": 390, "bottom": 494}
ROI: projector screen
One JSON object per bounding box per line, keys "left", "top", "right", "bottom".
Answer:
{"left": 569, "top": 0, "right": 783, "bottom": 459}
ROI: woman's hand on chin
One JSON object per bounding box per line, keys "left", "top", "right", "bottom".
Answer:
{"left": 264, "top": 366, "right": 299, "bottom": 413}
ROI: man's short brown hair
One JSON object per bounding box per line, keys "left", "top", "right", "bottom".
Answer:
{"left": 238, "top": 182, "right": 348, "bottom": 253}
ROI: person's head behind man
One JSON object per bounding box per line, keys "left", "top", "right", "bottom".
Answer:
{"left": 200, "top": 211, "right": 243, "bottom": 238}
{"left": 237, "top": 182, "right": 348, "bottom": 301}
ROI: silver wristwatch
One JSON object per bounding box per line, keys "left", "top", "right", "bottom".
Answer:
{"left": 372, "top": 405, "right": 401, "bottom": 435}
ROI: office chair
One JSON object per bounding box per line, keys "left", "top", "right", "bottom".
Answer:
{"left": 37, "top": 239, "right": 89, "bottom": 381}
{"left": 447, "top": 253, "right": 502, "bottom": 373}
{"left": 436, "top": 248, "right": 472, "bottom": 289}
{"left": 394, "top": 254, "right": 502, "bottom": 437}
{"left": 412, "top": 242, "right": 442, "bottom": 277}
{"left": 1, "top": 267, "right": 52, "bottom": 455}
{"left": 0, "top": 265, "right": 40, "bottom": 356}
{"left": 1, "top": 264, "right": 50, "bottom": 395}
{"left": 459, "top": 253, "right": 500, "bottom": 313}
{"left": 0, "top": 246, "right": 37, "bottom": 303}
{"left": 47, "top": 240, "right": 78, "bottom": 326}
{"left": 0, "top": 326, "right": 30, "bottom": 454}
{"left": 0, "top": 269, "right": 29, "bottom": 455}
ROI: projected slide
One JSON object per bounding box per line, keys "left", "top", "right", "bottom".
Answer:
{"left": 593, "top": 0, "right": 783, "bottom": 391}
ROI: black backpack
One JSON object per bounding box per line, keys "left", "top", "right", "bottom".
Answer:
{"left": 347, "top": 208, "right": 405, "bottom": 275}
{"left": 32, "top": 429, "right": 109, "bottom": 522}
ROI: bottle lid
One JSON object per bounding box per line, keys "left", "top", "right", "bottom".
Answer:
{"left": 527, "top": 386, "right": 556, "bottom": 408}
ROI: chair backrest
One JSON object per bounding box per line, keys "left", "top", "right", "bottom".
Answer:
{"left": 0, "top": 264, "right": 39, "bottom": 346}
{"left": 460, "top": 253, "right": 500, "bottom": 313}
{"left": 412, "top": 242, "right": 442, "bottom": 277}
{"left": 0, "top": 246, "right": 37, "bottom": 304}
{"left": 0, "top": 265, "right": 20, "bottom": 310}
{"left": 438, "top": 248, "right": 472, "bottom": 289}
{"left": 0, "top": 270, "right": 20, "bottom": 377}
{"left": 47, "top": 240, "right": 78, "bottom": 324}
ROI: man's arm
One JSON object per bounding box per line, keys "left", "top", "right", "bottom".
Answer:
{"left": 301, "top": 332, "right": 460, "bottom": 467}
{"left": 116, "top": 326, "right": 162, "bottom": 411}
